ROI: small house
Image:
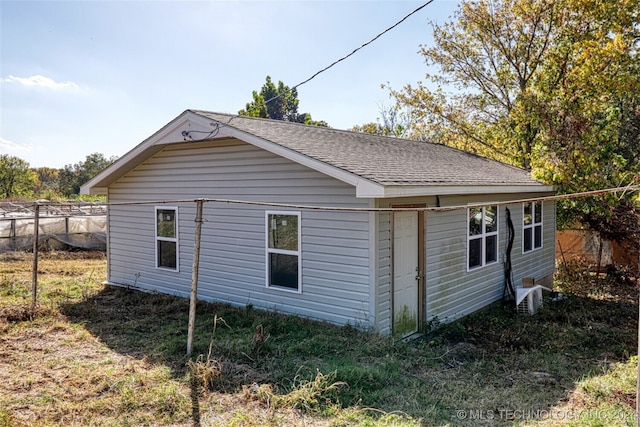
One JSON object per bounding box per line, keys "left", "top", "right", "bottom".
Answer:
{"left": 82, "top": 110, "right": 555, "bottom": 337}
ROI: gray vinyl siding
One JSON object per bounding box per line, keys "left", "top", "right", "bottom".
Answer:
{"left": 375, "top": 212, "right": 392, "bottom": 334}
{"left": 426, "top": 208, "right": 491, "bottom": 323}
{"left": 508, "top": 201, "right": 556, "bottom": 289}
{"left": 106, "top": 140, "right": 372, "bottom": 327}
{"left": 425, "top": 199, "right": 556, "bottom": 323}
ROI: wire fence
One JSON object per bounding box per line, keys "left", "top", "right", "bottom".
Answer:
{"left": 2, "top": 183, "right": 639, "bottom": 263}
{"left": 0, "top": 202, "right": 107, "bottom": 252}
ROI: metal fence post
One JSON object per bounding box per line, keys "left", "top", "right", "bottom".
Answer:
{"left": 31, "top": 203, "right": 40, "bottom": 310}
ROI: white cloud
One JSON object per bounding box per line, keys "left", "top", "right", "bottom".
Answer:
{"left": 2, "top": 74, "right": 79, "bottom": 89}
{"left": 0, "top": 136, "right": 32, "bottom": 153}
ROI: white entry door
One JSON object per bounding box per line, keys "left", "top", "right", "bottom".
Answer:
{"left": 393, "top": 211, "right": 419, "bottom": 337}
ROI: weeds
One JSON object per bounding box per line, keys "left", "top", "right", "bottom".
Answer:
{"left": 243, "top": 370, "right": 346, "bottom": 415}
{"left": 1, "top": 252, "right": 639, "bottom": 426}
{"left": 189, "top": 314, "right": 347, "bottom": 417}
{"left": 188, "top": 315, "right": 268, "bottom": 394}
{"left": 189, "top": 355, "right": 267, "bottom": 394}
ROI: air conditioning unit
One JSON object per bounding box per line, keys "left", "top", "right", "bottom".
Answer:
{"left": 517, "top": 287, "right": 543, "bottom": 315}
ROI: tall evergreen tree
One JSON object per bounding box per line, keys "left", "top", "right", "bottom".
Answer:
{"left": 239, "top": 76, "right": 328, "bottom": 126}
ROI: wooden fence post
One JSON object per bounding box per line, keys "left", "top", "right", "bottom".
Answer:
{"left": 187, "top": 199, "right": 204, "bottom": 356}
{"left": 31, "top": 203, "right": 40, "bottom": 310}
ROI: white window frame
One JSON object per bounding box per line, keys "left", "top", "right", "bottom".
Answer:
{"left": 265, "top": 211, "right": 302, "bottom": 293}
{"left": 155, "top": 206, "right": 179, "bottom": 272}
{"left": 523, "top": 202, "right": 543, "bottom": 253}
{"left": 467, "top": 205, "right": 499, "bottom": 271}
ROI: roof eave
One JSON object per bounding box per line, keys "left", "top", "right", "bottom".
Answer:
{"left": 87, "top": 186, "right": 108, "bottom": 195}
{"left": 80, "top": 109, "right": 554, "bottom": 201}
{"left": 80, "top": 110, "right": 381, "bottom": 196}
{"left": 81, "top": 110, "right": 218, "bottom": 194}
{"left": 357, "top": 184, "right": 554, "bottom": 198}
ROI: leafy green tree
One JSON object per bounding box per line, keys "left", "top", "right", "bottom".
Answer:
{"left": 391, "top": 0, "right": 640, "bottom": 236}
{"left": 58, "top": 153, "right": 116, "bottom": 197}
{"left": 528, "top": 0, "right": 640, "bottom": 230}
{"left": 389, "top": 0, "right": 560, "bottom": 168}
{"left": 0, "top": 155, "right": 36, "bottom": 199}
{"left": 239, "top": 76, "right": 328, "bottom": 126}
{"left": 33, "top": 167, "right": 61, "bottom": 199}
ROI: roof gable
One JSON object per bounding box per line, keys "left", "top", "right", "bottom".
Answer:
{"left": 82, "top": 109, "right": 551, "bottom": 197}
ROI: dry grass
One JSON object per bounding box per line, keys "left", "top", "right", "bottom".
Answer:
{"left": 242, "top": 371, "right": 347, "bottom": 414}
{"left": 0, "top": 251, "right": 379, "bottom": 427}
{"left": 0, "top": 252, "right": 192, "bottom": 426}
{"left": 0, "top": 252, "right": 638, "bottom": 426}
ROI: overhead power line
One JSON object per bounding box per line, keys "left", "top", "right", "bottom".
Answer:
{"left": 96, "top": 184, "right": 640, "bottom": 212}
{"left": 261, "top": 0, "right": 436, "bottom": 108}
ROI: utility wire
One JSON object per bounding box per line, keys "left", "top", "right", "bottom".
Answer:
{"left": 261, "top": 0, "right": 436, "bottom": 108}
{"left": 85, "top": 184, "right": 640, "bottom": 213}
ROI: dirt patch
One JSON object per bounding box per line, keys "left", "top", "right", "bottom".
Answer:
{"left": 0, "top": 304, "right": 54, "bottom": 322}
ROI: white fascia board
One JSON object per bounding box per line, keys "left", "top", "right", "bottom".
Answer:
{"left": 355, "top": 180, "right": 386, "bottom": 198}
{"left": 375, "top": 184, "right": 554, "bottom": 198}
{"left": 81, "top": 110, "right": 369, "bottom": 195}
{"left": 80, "top": 143, "right": 165, "bottom": 194}
{"left": 155, "top": 114, "right": 220, "bottom": 145}
{"left": 86, "top": 186, "right": 108, "bottom": 195}
{"left": 81, "top": 111, "right": 218, "bottom": 194}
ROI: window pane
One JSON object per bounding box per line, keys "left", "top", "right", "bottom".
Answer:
{"left": 523, "top": 203, "right": 532, "bottom": 225}
{"left": 268, "top": 214, "right": 298, "bottom": 251}
{"left": 469, "top": 238, "right": 482, "bottom": 268}
{"left": 523, "top": 228, "right": 532, "bottom": 252}
{"left": 534, "top": 202, "right": 542, "bottom": 224}
{"left": 469, "top": 208, "right": 482, "bottom": 236}
{"left": 158, "top": 240, "right": 177, "bottom": 269}
{"left": 534, "top": 225, "right": 542, "bottom": 248}
{"left": 485, "top": 235, "right": 497, "bottom": 263}
{"left": 157, "top": 210, "right": 175, "bottom": 238}
{"left": 485, "top": 206, "right": 498, "bottom": 233}
{"left": 269, "top": 253, "right": 298, "bottom": 289}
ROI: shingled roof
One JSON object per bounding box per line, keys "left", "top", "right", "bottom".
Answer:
{"left": 192, "top": 110, "right": 542, "bottom": 187}
{"left": 82, "top": 109, "right": 552, "bottom": 197}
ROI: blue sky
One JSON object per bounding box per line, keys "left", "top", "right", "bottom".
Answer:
{"left": 1, "top": 0, "right": 459, "bottom": 169}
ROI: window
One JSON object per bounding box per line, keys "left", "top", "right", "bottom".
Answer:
{"left": 468, "top": 205, "right": 498, "bottom": 270}
{"left": 523, "top": 202, "right": 543, "bottom": 252}
{"left": 156, "top": 207, "right": 178, "bottom": 270}
{"left": 266, "top": 211, "right": 301, "bottom": 291}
